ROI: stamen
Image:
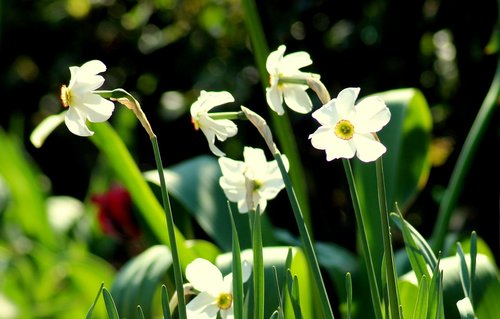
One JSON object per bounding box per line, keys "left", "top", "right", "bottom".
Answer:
{"left": 334, "top": 119, "right": 355, "bottom": 140}
{"left": 216, "top": 292, "right": 233, "bottom": 310}
{"left": 60, "top": 85, "right": 71, "bottom": 108}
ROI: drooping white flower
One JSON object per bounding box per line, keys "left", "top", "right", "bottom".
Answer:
{"left": 218, "top": 146, "right": 289, "bottom": 213}
{"left": 309, "top": 87, "right": 391, "bottom": 162}
{"left": 266, "top": 45, "right": 319, "bottom": 115}
{"left": 185, "top": 258, "right": 252, "bottom": 319}
{"left": 190, "top": 90, "right": 238, "bottom": 156}
{"left": 60, "top": 60, "right": 115, "bottom": 136}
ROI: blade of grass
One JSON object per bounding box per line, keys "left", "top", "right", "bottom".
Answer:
{"left": 228, "top": 202, "right": 244, "bottom": 319}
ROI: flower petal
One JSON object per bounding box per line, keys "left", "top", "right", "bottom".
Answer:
{"left": 335, "top": 87, "right": 360, "bottom": 116}
{"left": 186, "top": 258, "right": 224, "bottom": 294}
{"left": 266, "top": 85, "right": 285, "bottom": 115}
{"left": 309, "top": 127, "right": 355, "bottom": 161}
{"left": 266, "top": 45, "right": 286, "bottom": 74}
{"left": 283, "top": 85, "right": 313, "bottom": 114}
{"left": 353, "top": 133, "right": 387, "bottom": 162}
{"left": 311, "top": 102, "right": 339, "bottom": 126}
{"left": 197, "top": 91, "right": 235, "bottom": 113}
{"left": 354, "top": 96, "right": 391, "bottom": 133}
{"left": 78, "top": 94, "right": 115, "bottom": 123}
{"left": 65, "top": 107, "right": 93, "bottom": 136}
{"left": 281, "top": 51, "right": 313, "bottom": 71}
{"left": 186, "top": 292, "right": 218, "bottom": 319}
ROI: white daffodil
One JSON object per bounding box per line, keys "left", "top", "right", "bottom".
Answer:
{"left": 30, "top": 60, "right": 114, "bottom": 147}
{"left": 266, "top": 44, "right": 319, "bottom": 115}
{"left": 309, "top": 87, "right": 391, "bottom": 162}
{"left": 60, "top": 60, "right": 115, "bottom": 136}
{"left": 190, "top": 90, "right": 238, "bottom": 156}
{"left": 185, "top": 258, "right": 252, "bottom": 319}
{"left": 218, "top": 146, "right": 289, "bottom": 213}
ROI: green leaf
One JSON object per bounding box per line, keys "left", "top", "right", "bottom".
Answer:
{"left": 102, "top": 287, "right": 120, "bottom": 319}
{"left": 229, "top": 203, "right": 244, "bottom": 319}
{"left": 110, "top": 245, "right": 173, "bottom": 318}
{"left": 412, "top": 275, "right": 428, "bottom": 319}
{"left": 85, "top": 283, "right": 104, "bottom": 319}
{"left": 354, "top": 88, "right": 432, "bottom": 285}
{"left": 286, "top": 270, "right": 303, "bottom": 319}
{"left": 161, "top": 285, "right": 172, "bottom": 319}
{"left": 144, "top": 155, "right": 277, "bottom": 251}
{"left": 0, "top": 128, "right": 58, "bottom": 248}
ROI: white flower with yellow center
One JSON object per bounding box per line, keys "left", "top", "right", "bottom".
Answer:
{"left": 266, "top": 44, "right": 319, "bottom": 115}
{"left": 185, "top": 258, "right": 252, "bottom": 319}
{"left": 30, "top": 60, "right": 114, "bottom": 147}
{"left": 218, "top": 146, "right": 289, "bottom": 213}
{"left": 309, "top": 87, "right": 391, "bottom": 162}
{"left": 190, "top": 90, "right": 238, "bottom": 156}
{"left": 60, "top": 60, "right": 115, "bottom": 136}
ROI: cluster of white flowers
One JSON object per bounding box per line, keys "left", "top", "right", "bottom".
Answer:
{"left": 31, "top": 45, "right": 391, "bottom": 318}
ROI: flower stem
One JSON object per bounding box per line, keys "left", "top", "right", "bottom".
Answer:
{"left": 249, "top": 209, "right": 265, "bottom": 319}
{"left": 241, "top": 0, "right": 313, "bottom": 234}
{"left": 208, "top": 111, "right": 248, "bottom": 121}
{"left": 274, "top": 153, "right": 335, "bottom": 319}
{"left": 430, "top": 55, "right": 500, "bottom": 254}
{"left": 150, "top": 135, "right": 187, "bottom": 319}
{"left": 375, "top": 158, "right": 401, "bottom": 319}
{"left": 342, "top": 160, "right": 383, "bottom": 319}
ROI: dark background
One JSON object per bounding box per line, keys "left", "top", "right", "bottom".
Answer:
{"left": 1, "top": 0, "right": 498, "bottom": 260}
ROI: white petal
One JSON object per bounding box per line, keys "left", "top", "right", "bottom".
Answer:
{"left": 266, "top": 86, "right": 284, "bottom": 115}
{"left": 78, "top": 94, "right": 115, "bottom": 123}
{"left": 65, "top": 107, "right": 93, "bottom": 136}
{"left": 30, "top": 112, "right": 66, "bottom": 148}
{"left": 281, "top": 51, "right": 312, "bottom": 71}
{"left": 186, "top": 293, "right": 218, "bottom": 319}
{"left": 353, "top": 134, "right": 387, "bottom": 162}
{"left": 266, "top": 45, "right": 286, "bottom": 73}
{"left": 237, "top": 199, "right": 250, "bottom": 213}
{"left": 335, "top": 88, "right": 360, "bottom": 116}
{"left": 218, "top": 157, "right": 246, "bottom": 178}
{"left": 241, "top": 259, "right": 252, "bottom": 282}
{"left": 309, "top": 126, "right": 335, "bottom": 150}
{"left": 354, "top": 96, "right": 391, "bottom": 133}
{"left": 221, "top": 306, "right": 234, "bottom": 319}
{"left": 197, "top": 91, "right": 235, "bottom": 113}
{"left": 199, "top": 117, "right": 238, "bottom": 142}
{"left": 219, "top": 177, "right": 246, "bottom": 203}
{"left": 311, "top": 102, "right": 339, "bottom": 126}
{"left": 186, "top": 258, "right": 224, "bottom": 294}
{"left": 80, "top": 60, "right": 107, "bottom": 75}
{"left": 283, "top": 85, "right": 313, "bottom": 114}
{"left": 243, "top": 147, "right": 267, "bottom": 174}
{"left": 310, "top": 127, "right": 355, "bottom": 161}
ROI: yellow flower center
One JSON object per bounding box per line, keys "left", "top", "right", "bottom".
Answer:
{"left": 60, "top": 85, "right": 71, "bottom": 108}
{"left": 334, "top": 119, "right": 355, "bottom": 140}
{"left": 191, "top": 116, "right": 200, "bottom": 130}
{"left": 216, "top": 292, "right": 233, "bottom": 310}
{"left": 253, "top": 179, "right": 263, "bottom": 191}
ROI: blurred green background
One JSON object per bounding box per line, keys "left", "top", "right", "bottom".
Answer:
{"left": 0, "top": 0, "right": 498, "bottom": 276}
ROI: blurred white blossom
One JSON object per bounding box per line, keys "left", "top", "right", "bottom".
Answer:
{"left": 218, "top": 146, "right": 289, "bottom": 213}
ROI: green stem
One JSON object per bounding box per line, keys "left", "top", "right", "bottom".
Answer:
{"left": 249, "top": 210, "right": 265, "bottom": 319}
{"left": 241, "top": 0, "right": 313, "bottom": 234}
{"left": 208, "top": 111, "right": 248, "bottom": 120}
{"left": 375, "top": 158, "right": 401, "bottom": 319}
{"left": 151, "top": 136, "right": 187, "bottom": 319}
{"left": 430, "top": 55, "right": 500, "bottom": 254}
{"left": 342, "top": 160, "right": 383, "bottom": 319}
{"left": 274, "top": 153, "right": 334, "bottom": 319}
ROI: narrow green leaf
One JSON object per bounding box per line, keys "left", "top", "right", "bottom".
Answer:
{"left": 250, "top": 209, "right": 264, "bottom": 319}
{"left": 286, "top": 270, "right": 303, "bottom": 319}
{"left": 426, "top": 257, "right": 443, "bottom": 319}
{"left": 228, "top": 202, "right": 244, "bottom": 319}
{"left": 161, "top": 285, "right": 172, "bottom": 319}
{"left": 345, "top": 273, "right": 352, "bottom": 319}
{"left": 102, "top": 287, "right": 120, "bottom": 319}
{"left": 86, "top": 282, "right": 104, "bottom": 319}
{"left": 412, "top": 275, "right": 428, "bottom": 319}
{"left": 272, "top": 266, "right": 285, "bottom": 319}
{"left": 391, "top": 212, "right": 437, "bottom": 270}
{"left": 469, "top": 231, "right": 477, "bottom": 299}
{"left": 137, "top": 305, "right": 146, "bottom": 319}
{"left": 391, "top": 210, "right": 431, "bottom": 282}
{"left": 456, "top": 243, "right": 471, "bottom": 300}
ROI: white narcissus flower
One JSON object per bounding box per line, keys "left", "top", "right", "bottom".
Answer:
{"left": 185, "top": 258, "right": 252, "bottom": 319}
{"left": 60, "top": 60, "right": 115, "bottom": 136}
{"left": 190, "top": 90, "right": 238, "bottom": 157}
{"left": 266, "top": 44, "right": 319, "bottom": 115}
{"left": 218, "top": 146, "right": 289, "bottom": 213}
{"left": 309, "top": 87, "right": 391, "bottom": 162}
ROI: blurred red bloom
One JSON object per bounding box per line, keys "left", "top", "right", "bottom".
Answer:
{"left": 91, "top": 184, "right": 140, "bottom": 240}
